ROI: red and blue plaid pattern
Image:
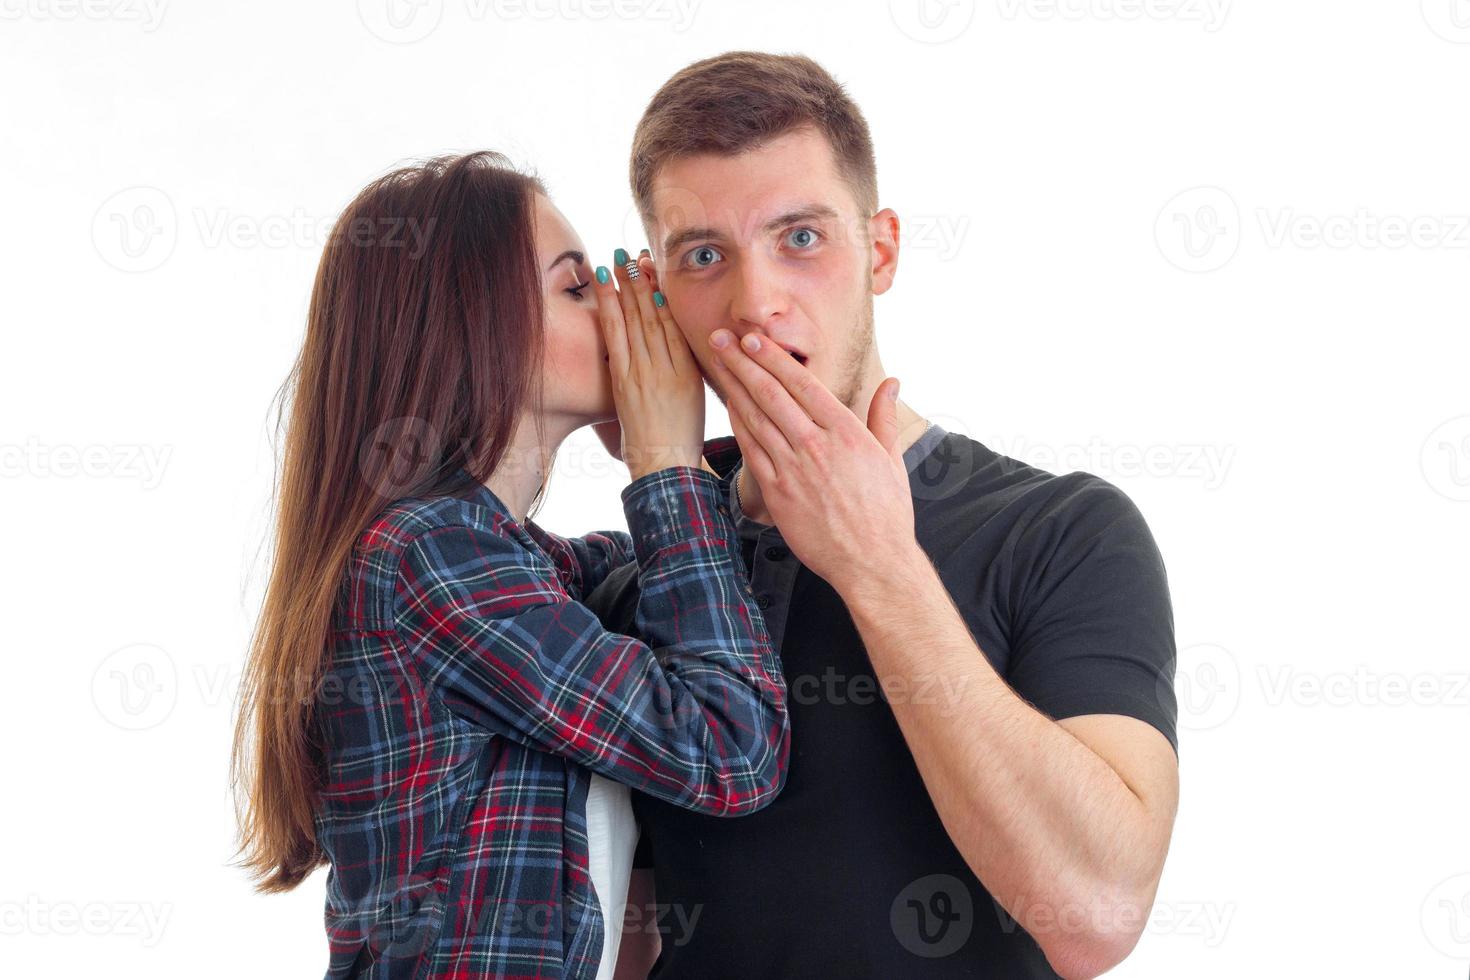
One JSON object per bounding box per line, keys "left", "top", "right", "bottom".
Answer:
{"left": 314, "top": 464, "right": 788, "bottom": 978}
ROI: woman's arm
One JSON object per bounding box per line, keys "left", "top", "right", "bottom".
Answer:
{"left": 525, "top": 454, "right": 725, "bottom": 600}
{"left": 393, "top": 465, "right": 788, "bottom": 816}
{"left": 525, "top": 522, "right": 635, "bottom": 599}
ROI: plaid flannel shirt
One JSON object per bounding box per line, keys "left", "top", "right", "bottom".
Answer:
{"left": 314, "top": 463, "right": 789, "bottom": 979}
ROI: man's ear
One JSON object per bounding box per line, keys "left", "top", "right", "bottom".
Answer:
{"left": 867, "top": 208, "right": 900, "bottom": 296}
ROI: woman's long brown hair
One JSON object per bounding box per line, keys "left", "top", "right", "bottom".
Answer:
{"left": 231, "top": 152, "right": 547, "bottom": 892}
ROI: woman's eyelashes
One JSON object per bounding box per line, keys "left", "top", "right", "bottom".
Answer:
{"left": 564, "top": 270, "right": 591, "bottom": 300}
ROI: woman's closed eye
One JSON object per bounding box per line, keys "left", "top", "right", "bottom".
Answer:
{"left": 565, "top": 277, "right": 590, "bottom": 300}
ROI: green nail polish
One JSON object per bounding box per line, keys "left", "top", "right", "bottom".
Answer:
{"left": 614, "top": 248, "right": 629, "bottom": 265}
{"left": 653, "top": 291, "right": 666, "bottom": 308}
{"left": 595, "top": 266, "right": 610, "bottom": 284}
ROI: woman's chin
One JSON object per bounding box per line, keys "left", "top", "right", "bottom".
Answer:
{"left": 570, "top": 402, "right": 617, "bottom": 429}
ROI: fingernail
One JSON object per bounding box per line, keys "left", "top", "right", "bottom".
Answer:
{"left": 741, "top": 334, "right": 761, "bottom": 353}
{"left": 614, "top": 247, "right": 629, "bottom": 265}
{"left": 595, "top": 266, "right": 610, "bottom": 284}
{"left": 890, "top": 380, "right": 900, "bottom": 400}
{"left": 710, "top": 330, "right": 732, "bottom": 349}
{"left": 653, "top": 291, "right": 666, "bottom": 308}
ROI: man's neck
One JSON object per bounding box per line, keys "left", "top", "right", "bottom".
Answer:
{"left": 734, "top": 396, "right": 928, "bottom": 527}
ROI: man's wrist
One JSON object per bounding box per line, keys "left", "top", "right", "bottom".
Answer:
{"left": 830, "top": 538, "right": 933, "bottom": 607}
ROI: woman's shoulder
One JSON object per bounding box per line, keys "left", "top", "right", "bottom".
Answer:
{"left": 337, "top": 491, "right": 544, "bottom": 627}
{"left": 357, "top": 489, "right": 544, "bottom": 570}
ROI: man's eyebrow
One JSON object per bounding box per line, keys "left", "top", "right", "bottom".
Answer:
{"left": 546, "top": 249, "right": 584, "bottom": 272}
{"left": 660, "top": 204, "right": 842, "bottom": 256}
{"left": 761, "top": 204, "right": 839, "bottom": 233}
{"left": 662, "top": 227, "right": 726, "bottom": 256}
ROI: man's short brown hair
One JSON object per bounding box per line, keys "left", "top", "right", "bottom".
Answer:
{"left": 629, "top": 51, "right": 878, "bottom": 227}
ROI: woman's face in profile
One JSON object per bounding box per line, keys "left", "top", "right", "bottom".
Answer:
{"left": 533, "top": 193, "right": 615, "bottom": 426}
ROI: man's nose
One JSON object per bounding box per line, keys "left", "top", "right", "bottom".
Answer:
{"left": 728, "top": 253, "right": 785, "bottom": 330}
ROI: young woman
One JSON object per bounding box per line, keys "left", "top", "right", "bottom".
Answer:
{"left": 230, "top": 151, "right": 789, "bottom": 979}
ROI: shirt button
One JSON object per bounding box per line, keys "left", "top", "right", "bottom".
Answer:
{"left": 756, "top": 594, "right": 773, "bottom": 609}
{"left": 764, "top": 546, "right": 790, "bottom": 562}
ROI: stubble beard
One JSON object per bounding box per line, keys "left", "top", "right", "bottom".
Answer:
{"left": 833, "top": 297, "right": 876, "bottom": 413}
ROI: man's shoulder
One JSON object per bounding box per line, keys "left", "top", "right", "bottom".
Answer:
{"left": 916, "top": 429, "right": 1155, "bottom": 558}
{"left": 913, "top": 428, "right": 1091, "bottom": 513}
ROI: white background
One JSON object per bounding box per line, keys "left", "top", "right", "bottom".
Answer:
{"left": 3, "top": 0, "right": 1467, "bottom": 976}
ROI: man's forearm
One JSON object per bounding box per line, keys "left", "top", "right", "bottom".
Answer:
{"left": 835, "top": 545, "right": 1174, "bottom": 979}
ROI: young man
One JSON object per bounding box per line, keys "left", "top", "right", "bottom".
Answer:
{"left": 589, "top": 52, "right": 1179, "bottom": 980}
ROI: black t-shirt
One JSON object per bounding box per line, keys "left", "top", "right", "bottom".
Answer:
{"left": 584, "top": 426, "right": 1177, "bottom": 978}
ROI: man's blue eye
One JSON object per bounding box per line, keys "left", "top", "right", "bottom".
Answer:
{"left": 786, "top": 228, "right": 818, "bottom": 249}
{"left": 690, "top": 246, "right": 722, "bottom": 268}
